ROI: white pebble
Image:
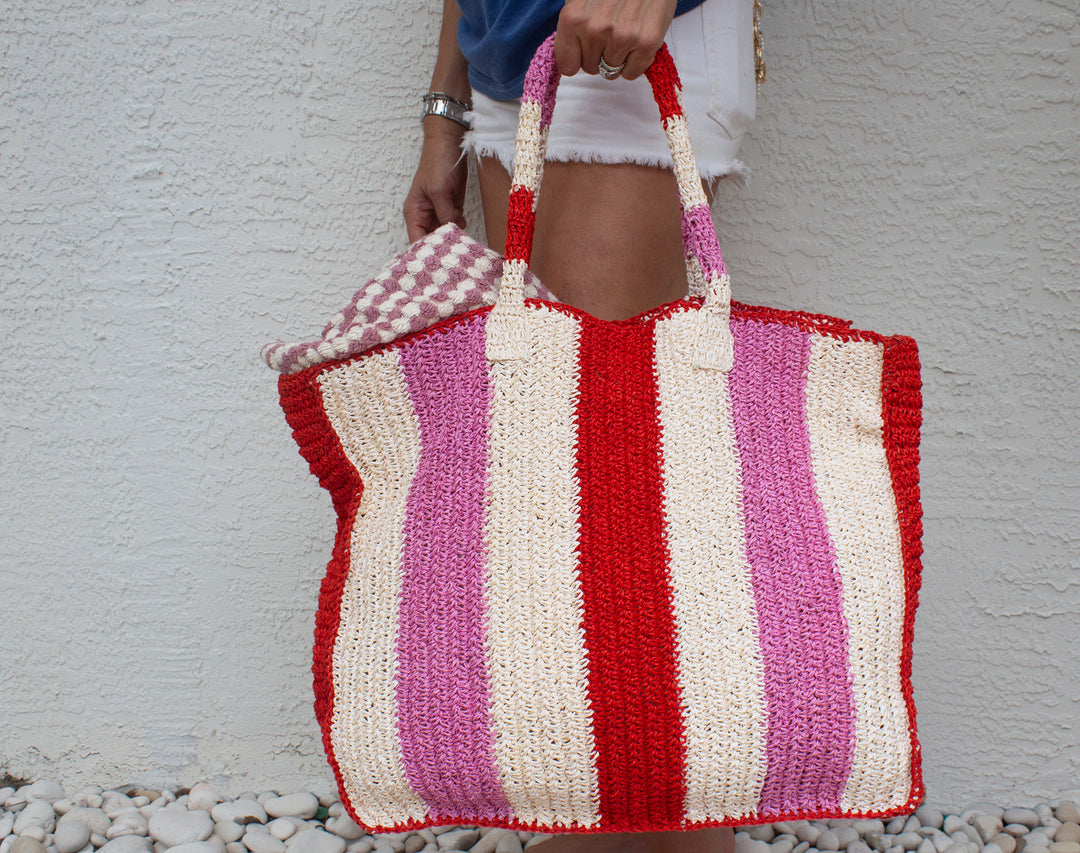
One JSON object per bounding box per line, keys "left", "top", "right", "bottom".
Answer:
{"left": 1050, "top": 845, "right": 1080, "bottom": 853}
{"left": 210, "top": 806, "right": 267, "bottom": 827}
{"left": 345, "top": 841, "right": 373, "bottom": 853}
{"left": 107, "top": 812, "right": 149, "bottom": 839}
{"left": 27, "top": 785, "right": 65, "bottom": 806}
{"left": 214, "top": 825, "right": 244, "bottom": 845}
{"left": 434, "top": 829, "right": 478, "bottom": 852}
{"left": 267, "top": 822, "right": 296, "bottom": 842}
{"left": 1004, "top": 812, "right": 1039, "bottom": 830}
{"left": 148, "top": 810, "right": 213, "bottom": 847}
{"left": 494, "top": 834, "right": 522, "bottom": 853}
{"left": 322, "top": 820, "right": 363, "bottom": 843}
{"left": 917, "top": 811, "right": 945, "bottom": 831}
{"left": 847, "top": 843, "right": 872, "bottom": 853}
{"left": 835, "top": 828, "right": 860, "bottom": 848}
{"left": 186, "top": 788, "right": 224, "bottom": 815}
{"left": 166, "top": 844, "right": 222, "bottom": 853}
{"left": 818, "top": 832, "right": 841, "bottom": 851}
{"left": 102, "top": 797, "right": 137, "bottom": 821}
{"left": 402, "top": 839, "right": 423, "bottom": 853}
{"left": 91, "top": 835, "right": 109, "bottom": 848}
{"left": 242, "top": 832, "right": 285, "bottom": 853}
{"left": 131, "top": 801, "right": 150, "bottom": 811}
{"left": 10, "top": 839, "right": 46, "bottom": 853}
{"left": 53, "top": 823, "right": 91, "bottom": 853}
{"left": 1058, "top": 825, "right": 1080, "bottom": 844}
{"left": 972, "top": 820, "right": 1005, "bottom": 846}
{"left": 897, "top": 833, "right": 923, "bottom": 851}
{"left": 468, "top": 830, "right": 516, "bottom": 853}
{"left": 1059, "top": 808, "right": 1080, "bottom": 826}
{"left": 19, "top": 830, "right": 47, "bottom": 843}
{"left": 932, "top": 833, "right": 954, "bottom": 852}
{"left": 748, "top": 827, "right": 775, "bottom": 843}
{"left": 227, "top": 845, "right": 248, "bottom": 853}
{"left": 98, "top": 837, "right": 152, "bottom": 853}
{"left": 15, "top": 803, "right": 57, "bottom": 835}
{"left": 1, "top": 816, "right": 15, "bottom": 838}
{"left": 287, "top": 830, "right": 345, "bottom": 853}
{"left": 263, "top": 799, "right": 318, "bottom": 822}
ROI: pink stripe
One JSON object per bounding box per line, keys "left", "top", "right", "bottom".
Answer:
{"left": 681, "top": 202, "right": 726, "bottom": 281}
{"left": 728, "top": 319, "right": 856, "bottom": 815}
{"left": 521, "top": 34, "right": 560, "bottom": 127}
{"left": 396, "top": 314, "right": 514, "bottom": 822}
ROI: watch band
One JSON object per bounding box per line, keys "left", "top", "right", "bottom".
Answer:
{"left": 422, "top": 92, "right": 473, "bottom": 130}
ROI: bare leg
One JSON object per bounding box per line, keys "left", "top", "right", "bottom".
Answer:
{"left": 478, "top": 154, "right": 732, "bottom": 851}
{"left": 478, "top": 156, "right": 688, "bottom": 320}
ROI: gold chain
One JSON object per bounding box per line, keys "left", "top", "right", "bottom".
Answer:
{"left": 753, "top": 0, "right": 766, "bottom": 84}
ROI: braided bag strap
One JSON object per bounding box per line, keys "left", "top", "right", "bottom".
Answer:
{"left": 487, "top": 33, "right": 734, "bottom": 372}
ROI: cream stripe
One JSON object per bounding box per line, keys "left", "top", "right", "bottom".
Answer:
{"left": 653, "top": 310, "right": 767, "bottom": 822}
{"left": 511, "top": 99, "right": 545, "bottom": 195}
{"left": 318, "top": 352, "right": 429, "bottom": 826}
{"left": 663, "top": 115, "right": 709, "bottom": 210}
{"left": 484, "top": 306, "right": 601, "bottom": 829}
{"left": 804, "top": 335, "right": 912, "bottom": 813}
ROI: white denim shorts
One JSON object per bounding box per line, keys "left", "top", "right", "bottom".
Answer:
{"left": 462, "top": 0, "right": 756, "bottom": 183}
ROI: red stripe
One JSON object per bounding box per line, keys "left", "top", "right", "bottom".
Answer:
{"left": 505, "top": 185, "right": 535, "bottom": 263}
{"left": 645, "top": 45, "right": 683, "bottom": 123}
{"left": 880, "top": 336, "right": 925, "bottom": 810}
{"left": 278, "top": 367, "right": 365, "bottom": 825}
{"left": 574, "top": 318, "right": 687, "bottom": 830}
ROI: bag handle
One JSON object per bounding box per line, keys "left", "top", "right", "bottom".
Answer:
{"left": 486, "top": 33, "right": 734, "bottom": 372}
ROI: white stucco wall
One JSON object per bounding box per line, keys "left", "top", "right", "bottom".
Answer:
{"left": 1, "top": 0, "right": 1077, "bottom": 809}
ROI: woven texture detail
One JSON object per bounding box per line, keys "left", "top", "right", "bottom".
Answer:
{"left": 263, "top": 224, "right": 554, "bottom": 375}
{"left": 276, "top": 298, "right": 924, "bottom": 834}
{"left": 270, "top": 33, "right": 923, "bottom": 838}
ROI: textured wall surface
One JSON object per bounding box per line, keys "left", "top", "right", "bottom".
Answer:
{"left": 1, "top": 0, "right": 1077, "bottom": 809}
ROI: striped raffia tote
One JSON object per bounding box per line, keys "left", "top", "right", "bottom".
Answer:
{"left": 264, "top": 35, "right": 924, "bottom": 836}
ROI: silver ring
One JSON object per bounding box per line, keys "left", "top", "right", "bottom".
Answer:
{"left": 598, "top": 54, "right": 626, "bottom": 80}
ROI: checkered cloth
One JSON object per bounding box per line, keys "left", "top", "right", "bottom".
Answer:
{"left": 263, "top": 224, "right": 555, "bottom": 374}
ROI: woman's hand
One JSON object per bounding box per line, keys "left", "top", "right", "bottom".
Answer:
{"left": 404, "top": 0, "right": 470, "bottom": 242}
{"left": 553, "top": 0, "right": 678, "bottom": 81}
{"left": 403, "top": 120, "right": 468, "bottom": 243}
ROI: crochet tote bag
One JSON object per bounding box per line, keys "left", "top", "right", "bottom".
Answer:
{"left": 265, "top": 36, "right": 924, "bottom": 835}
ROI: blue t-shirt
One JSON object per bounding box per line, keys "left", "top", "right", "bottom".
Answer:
{"left": 457, "top": 0, "right": 706, "bottom": 100}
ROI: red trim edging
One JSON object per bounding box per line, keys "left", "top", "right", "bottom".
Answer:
{"left": 880, "top": 335, "right": 925, "bottom": 811}
{"left": 278, "top": 368, "right": 363, "bottom": 823}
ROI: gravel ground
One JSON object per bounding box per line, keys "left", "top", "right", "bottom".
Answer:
{"left": 2, "top": 780, "right": 1079, "bottom": 853}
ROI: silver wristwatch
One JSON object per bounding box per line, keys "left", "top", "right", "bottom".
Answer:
{"left": 421, "top": 92, "right": 473, "bottom": 130}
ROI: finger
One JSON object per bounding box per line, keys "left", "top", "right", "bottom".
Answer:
{"left": 403, "top": 192, "right": 435, "bottom": 242}
{"left": 621, "top": 46, "right": 656, "bottom": 80}
{"left": 553, "top": 26, "right": 584, "bottom": 77}
{"left": 431, "top": 189, "right": 464, "bottom": 231}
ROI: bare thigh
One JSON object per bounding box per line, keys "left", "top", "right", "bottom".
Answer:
{"left": 477, "top": 156, "right": 689, "bottom": 321}
{"left": 478, "top": 158, "right": 731, "bottom": 853}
